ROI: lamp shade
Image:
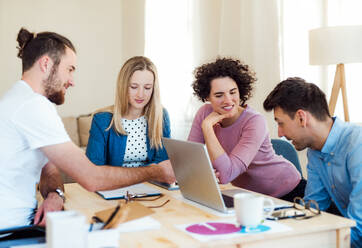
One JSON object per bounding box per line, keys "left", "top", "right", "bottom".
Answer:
{"left": 309, "top": 25, "right": 362, "bottom": 65}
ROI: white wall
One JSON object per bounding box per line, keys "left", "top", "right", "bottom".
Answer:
{"left": 0, "top": 0, "right": 125, "bottom": 117}
{"left": 120, "top": 0, "right": 145, "bottom": 62}
{"left": 218, "top": 0, "right": 281, "bottom": 139}
{"left": 0, "top": 0, "right": 308, "bottom": 173}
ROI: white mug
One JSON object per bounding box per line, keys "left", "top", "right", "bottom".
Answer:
{"left": 234, "top": 193, "right": 274, "bottom": 227}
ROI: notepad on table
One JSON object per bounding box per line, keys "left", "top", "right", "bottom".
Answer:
{"left": 96, "top": 183, "right": 161, "bottom": 200}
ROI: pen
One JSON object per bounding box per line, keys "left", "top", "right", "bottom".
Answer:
{"left": 273, "top": 206, "right": 293, "bottom": 211}
{"left": 200, "top": 222, "right": 216, "bottom": 231}
{"left": 102, "top": 205, "right": 120, "bottom": 229}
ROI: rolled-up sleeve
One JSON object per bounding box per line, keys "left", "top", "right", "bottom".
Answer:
{"left": 212, "top": 115, "right": 267, "bottom": 184}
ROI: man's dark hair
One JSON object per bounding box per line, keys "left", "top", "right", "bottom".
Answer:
{"left": 16, "top": 27, "right": 76, "bottom": 73}
{"left": 263, "top": 77, "right": 330, "bottom": 121}
{"left": 192, "top": 57, "right": 256, "bottom": 106}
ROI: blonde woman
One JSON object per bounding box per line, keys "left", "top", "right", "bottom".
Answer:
{"left": 86, "top": 56, "right": 171, "bottom": 169}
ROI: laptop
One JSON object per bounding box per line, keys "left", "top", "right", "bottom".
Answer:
{"left": 162, "top": 137, "right": 247, "bottom": 213}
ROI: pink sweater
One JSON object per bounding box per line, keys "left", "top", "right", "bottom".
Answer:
{"left": 188, "top": 104, "right": 301, "bottom": 197}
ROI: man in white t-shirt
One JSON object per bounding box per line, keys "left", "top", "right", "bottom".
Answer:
{"left": 0, "top": 28, "right": 175, "bottom": 236}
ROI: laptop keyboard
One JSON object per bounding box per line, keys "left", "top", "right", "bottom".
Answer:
{"left": 222, "top": 194, "right": 234, "bottom": 208}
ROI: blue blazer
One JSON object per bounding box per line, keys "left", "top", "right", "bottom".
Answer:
{"left": 86, "top": 109, "right": 171, "bottom": 166}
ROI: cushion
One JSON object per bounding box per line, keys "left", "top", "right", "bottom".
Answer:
{"left": 77, "top": 114, "right": 93, "bottom": 147}
{"left": 61, "top": 116, "right": 80, "bottom": 146}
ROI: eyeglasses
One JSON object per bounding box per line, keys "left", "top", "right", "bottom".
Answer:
{"left": 267, "top": 197, "right": 321, "bottom": 220}
{"left": 293, "top": 197, "right": 320, "bottom": 218}
{"left": 124, "top": 191, "right": 170, "bottom": 208}
{"left": 90, "top": 191, "right": 170, "bottom": 231}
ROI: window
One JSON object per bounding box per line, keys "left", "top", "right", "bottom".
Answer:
{"left": 281, "top": 0, "right": 362, "bottom": 122}
{"left": 145, "top": 0, "right": 195, "bottom": 138}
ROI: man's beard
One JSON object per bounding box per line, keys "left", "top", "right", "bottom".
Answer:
{"left": 289, "top": 137, "right": 310, "bottom": 151}
{"left": 43, "top": 65, "right": 65, "bottom": 105}
{"left": 294, "top": 143, "right": 307, "bottom": 151}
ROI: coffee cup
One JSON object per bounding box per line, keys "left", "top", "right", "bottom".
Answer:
{"left": 234, "top": 193, "right": 274, "bottom": 227}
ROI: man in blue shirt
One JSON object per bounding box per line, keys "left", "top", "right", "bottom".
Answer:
{"left": 263, "top": 77, "right": 362, "bottom": 248}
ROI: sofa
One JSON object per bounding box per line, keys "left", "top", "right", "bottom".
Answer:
{"left": 62, "top": 114, "right": 93, "bottom": 149}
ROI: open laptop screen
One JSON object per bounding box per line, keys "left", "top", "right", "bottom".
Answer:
{"left": 162, "top": 137, "right": 232, "bottom": 213}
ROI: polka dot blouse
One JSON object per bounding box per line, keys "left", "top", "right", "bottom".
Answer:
{"left": 121, "top": 116, "right": 148, "bottom": 167}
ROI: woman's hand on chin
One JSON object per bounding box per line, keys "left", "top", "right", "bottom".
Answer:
{"left": 202, "top": 111, "right": 233, "bottom": 131}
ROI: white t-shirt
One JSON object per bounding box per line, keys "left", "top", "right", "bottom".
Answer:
{"left": 122, "top": 116, "right": 148, "bottom": 167}
{"left": 0, "top": 80, "right": 70, "bottom": 229}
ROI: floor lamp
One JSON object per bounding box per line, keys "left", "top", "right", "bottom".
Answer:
{"left": 309, "top": 25, "right": 362, "bottom": 122}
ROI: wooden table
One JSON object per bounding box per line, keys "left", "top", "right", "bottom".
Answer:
{"left": 64, "top": 183, "right": 355, "bottom": 248}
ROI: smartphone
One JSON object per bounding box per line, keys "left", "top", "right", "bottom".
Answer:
{"left": 267, "top": 209, "right": 306, "bottom": 220}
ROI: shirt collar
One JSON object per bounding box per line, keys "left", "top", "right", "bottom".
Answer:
{"left": 18, "top": 80, "right": 32, "bottom": 91}
{"left": 321, "top": 117, "right": 344, "bottom": 154}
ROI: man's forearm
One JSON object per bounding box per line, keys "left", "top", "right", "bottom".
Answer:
{"left": 86, "top": 164, "right": 163, "bottom": 191}
{"left": 41, "top": 142, "right": 175, "bottom": 193}
{"left": 39, "top": 162, "right": 64, "bottom": 199}
{"left": 58, "top": 147, "right": 168, "bottom": 191}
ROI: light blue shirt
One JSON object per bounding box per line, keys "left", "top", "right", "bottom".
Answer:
{"left": 304, "top": 117, "right": 362, "bottom": 247}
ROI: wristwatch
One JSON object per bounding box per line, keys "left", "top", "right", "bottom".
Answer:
{"left": 55, "top": 188, "right": 66, "bottom": 202}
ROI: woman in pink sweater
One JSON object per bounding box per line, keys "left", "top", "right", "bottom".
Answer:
{"left": 188, "top": 58, "right": 305, "bottom": 200}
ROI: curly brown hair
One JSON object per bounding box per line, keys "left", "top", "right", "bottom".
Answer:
{"left": 192, "top": 57, "right": 256, "bottom": 106}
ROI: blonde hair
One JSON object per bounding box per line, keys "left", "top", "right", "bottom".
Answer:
{"left": 107, "top": 56, "right": 164, "bottom": 149}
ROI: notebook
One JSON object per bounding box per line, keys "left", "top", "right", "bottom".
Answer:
{"left": 162, "top": 138, "right": 248, "bottom": 213}
{"left": 0, "top": 225, "right": 45, "bottom": 247}
{"left": 0, "top": 225, "right": 44, "bottom": 235}
{"left": 96, "top": 183, "right": 161, "bottom": 200}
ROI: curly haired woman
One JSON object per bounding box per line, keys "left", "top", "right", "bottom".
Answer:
{"left": 188, "top": 58, "right": 305, "bottom": 200}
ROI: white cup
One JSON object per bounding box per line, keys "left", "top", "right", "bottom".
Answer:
{"left": 234, "top": 193, "right": 274, "bottom": 227}
{"left": 46, "top": 210, "right": 87, "bottom": 248}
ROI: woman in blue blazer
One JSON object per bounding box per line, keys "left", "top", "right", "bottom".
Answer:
{"left": 86, "top": 56, "right": 171, "bottom": 168}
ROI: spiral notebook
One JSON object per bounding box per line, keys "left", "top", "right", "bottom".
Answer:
{"left": 96, "top": 183, "right": 161, "bottom": 200}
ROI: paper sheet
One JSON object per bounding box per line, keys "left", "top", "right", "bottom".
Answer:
{"left": 176, "top": 219, "right": 292, "bottom": 242}
{"left": 10, "top": 245, "right": 45, "bottom": 248}
{"left": 117, "top": 216, "right": 161, "bottom": 233}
